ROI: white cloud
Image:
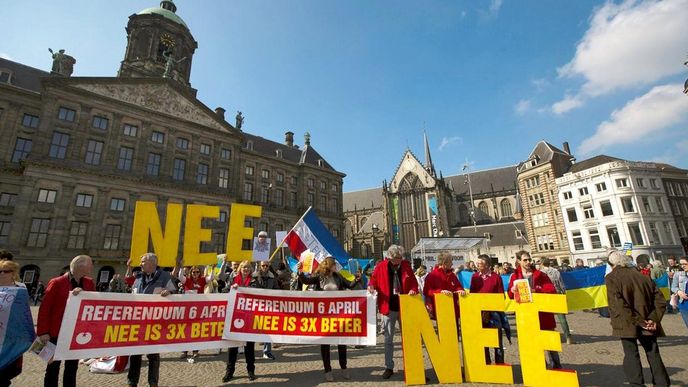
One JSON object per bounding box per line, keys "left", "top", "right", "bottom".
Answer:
{"left": 514, "top": 99, "right": 531, "bottom": 115}
{"left": 531, "top": 78, "right": 549, "bottom": 91}
{"left": 489, "top": 0, "right": 503, "bottom": 16}
{"left": 559, "top": 0, "right": 688, "bottom": 97}
{"left": 552, "top": 94, "right": 584, "bottom": 115}
{"left": 438, "top": 136, "right": 463, "bottom": 151}
{"left": 578, "top": 84, "right": 688, "bottom": 155}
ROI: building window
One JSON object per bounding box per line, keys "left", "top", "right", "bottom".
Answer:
{"left": 261, "top": 186, "right": 270, "bottom": 203}
{"left": 75, "top": 193, "right": 93, "bottom": 208}
{"left": 663, "top": 222, "right": 675, "bottom": 244}
{"left": 173, "top": 158, "right": 186, "bottom": 180}
{"left": 291, "top": 176, "right": 298, "bottom": 185}
{"left": 649, "top": 179, "right": 658, "bottom": 189}
{"left": 176, "top": 137, "right": 189, "bottom": 150}
{"left": 196, "top": 163, "right": 209, "bottom": 184}
{"left": 11, "top": 137, "right": 32, "bottom": 163}
{"left": 641, "top": 197, "right": 652, "bottom": 213}
{"left": 123, "top": 124, "right": 138, "bottom": 137}
{"left": 621, "top": 197, "right": 635, "bottom": 213}
{"left": 261, "top": 169, "right": 270, "bottom": 179}
{"left": 331, "top": 183, "right": 338, "bottom": 192}
{"left": 616, "top": 178, "right": 629, "bottom": 188}
{"left": 595, "top": 182, "right": 607, "bottom": 192}
{"left": 566, "top": 208, "right": 578, "bottom": 222}
{"left": 307, "top": 193, "right": 315, "bottom": 207}
{"left": 277, "top": 173, "right": 284, "bottom": 183}
{"left": 92, "top": 116, "right": 109, "bottom": 130}
{"left": 84, "top": 140, "right": 104, "bottom": 165}
{"left": 37, "top": 189, "right": 57, "bottom": 203}
{"left": 246, "top": 140, "right": 253, "bottom": 150}
{"left": 526, "top": 176, "right": 540, "bottom": 188}
{"left": 289, "top": 191, "right": 297, "bottom": 208}
{"left": 607, "top": 226, "right": 621, "bottom": 248}
{"left": 319, "top": 195, "right": 327, "bottom": 211}
{"left": 307, "top": 178, "right": 314, "bottom": 188}
{"left": 145, "top": 153, "right": 161, "bottom": 176}
{"left": 628, "top": 223, "right": 644, "bottom": 245}
{"left": 571, "top": 231, "right": 584, "bottom": 251}
{"left": 537, "top": 235, "right": 554, "bottom": 251}
{"left": 245, "top": 165, "right": 254, "bottom": 176}
{"left": 22, "top": 113, "right": 40, "bottom": 128}
{"left": 275, "top": 189, "right": 284, "bottom": 206}
{"left": 0, "top": 193, "right": 17, "bottom": 207}
{"left": 67, "top": 221, "right": 88, "bottom": 249}
{"left": 57, "top": 107, "right": 76, "bottom": 122}
{"left": 589, "top": 228, "right": 602, "bottom": 249}
{"left": 0, "top": 221, "right": 9, "bottom": 245}
{"left": 117, "top": 146, "right": 134, "bottom": 171}
{"left": 200, "top": 143, "right": 211, "bottom": 155}
{"left": 499, "top": 199, "right": 512, "bottom": 218}
{"left": 320, "top": 181, "right": 326, "bottom": 191}
{"left": 478, "top": 201, "right": 489, "bottom": 217}
{"left": 578, "top": 187, "right": 589, "bottom": 196}
{"left": 648, "top": 222, "right": 660, "bottom": 245}
{"left": 583, "top": 204, "right": 594, "bottom": 219}
{"left": 600, "top": 200, "right": 614, "bottom": 216}
{"left": 110, "top": 198, "right": 126, "bottom": 212}
{"left": 655, "top": 197, "right": 665, "bottom": 213}
{"left": 103, "top": 224, "right": 121, "bottom": 250}
{"left": 330, "top": 198, "right": 338, "bottom": 213}
{"left": 528, "top": 193, "right": 545, "bottom": 206}
{"left": 151, "top": 130, "right": 165, "bottom": 144}
{"left": 49, "top": 131, "right": 70, "bottom": 159}
{"left": 243, "top": 182, "right": 253, "bottom": 201}
{"left": 220, "top": 148, "right": 232, "bottom": 160}
{"left": 636, "top": 178, "right": 645, "bottom": 188}
{"left": 218, "top": 168, "right": 230, "bottom": 188}
{"left": 27, "top": 218, "right": 50, "bottom": 247}
{"left": 563, "top": 191, "right": 572, "bottom": 200}
{"left": 219, "top": 211, "right": 227, "bottom": 222}
{"left": 275, "top": 149, "right": 283, "bottom": 158}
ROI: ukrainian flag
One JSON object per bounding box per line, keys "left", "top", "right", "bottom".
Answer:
{"left": 561, "top": 266, "right": 608, "bottom": 311}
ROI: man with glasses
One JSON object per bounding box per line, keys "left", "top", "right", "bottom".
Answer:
{"left": 254, "top": 259, "right": 279, "bottom": 360}
{"left": 507, "top": 250, "right": 562, "bottom": 369}
{"left": 368, "top": 245, "right": 418, "bottom": 379}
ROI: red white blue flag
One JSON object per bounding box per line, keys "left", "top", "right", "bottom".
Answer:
{"left": 283, "top": 207, "right": 351, "bottom": 271}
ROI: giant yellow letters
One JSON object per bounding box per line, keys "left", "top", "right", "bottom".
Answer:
{"left": 129, "top": 201, "right": 183, "bottom": 267}
{"left": 225, "top": 203, "right": 262, "bottom": 262}
{"left": 182, "top": 204, "right": 220, "bottom": 266}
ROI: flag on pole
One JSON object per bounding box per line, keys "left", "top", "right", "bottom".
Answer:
{"left": 283, "top": 207, "right": 351, "bottom": 272}
{"left": 0, "top": 287, "right": 35, "bottom": 369}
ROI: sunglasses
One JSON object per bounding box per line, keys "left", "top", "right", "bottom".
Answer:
{"left": 0, "top": 270, "right": 13, "bottom": 274}
{"left": 260, "top": 265, "right": 269, "bottom": 268}
{"left": 522, "top": 258, "right": 532, "bottom": 262}
{"left": 191, "top": 271, "right": 201, "bottom": 274}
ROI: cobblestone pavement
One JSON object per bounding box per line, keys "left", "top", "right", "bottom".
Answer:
{"left": 13, "top": 307, "right": 688, "bottom": 386}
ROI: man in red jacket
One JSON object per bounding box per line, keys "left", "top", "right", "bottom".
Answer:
{"left": 368, "top": 245, "right": 418, "bottom": 379}
{"left": 507, "top": 250, "right": 562, "bottom": 369}
{"left": 37, "top": 254, "right": 94, "bottom": 387}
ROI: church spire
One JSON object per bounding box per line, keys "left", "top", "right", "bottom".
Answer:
{"left": 423, "top": 130, "right": 436, "bottom": 177}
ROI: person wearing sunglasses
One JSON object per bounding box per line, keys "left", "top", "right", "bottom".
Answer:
{"left": 671, "top": 256, "right": 688, "bottom": 329}
{"left": 177, "top": 266, "right": 209, "bottom": 363}
{"left": 224, "top": 261, "right": 258, "bottom": 382}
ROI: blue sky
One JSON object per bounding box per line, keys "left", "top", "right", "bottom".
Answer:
{"left": 3, "top": 0, "right": 687, "bottom": 192}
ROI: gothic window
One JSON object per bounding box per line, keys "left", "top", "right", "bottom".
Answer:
{"left": 478, "top": 201, "right": 489, "bottom": 219}
{"left": 500, "top": 199, "right": 513, "bottom": 218}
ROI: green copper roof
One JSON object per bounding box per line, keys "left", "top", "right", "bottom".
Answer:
{"left": 137, "top": 6, "right": 188, "bottom": 28}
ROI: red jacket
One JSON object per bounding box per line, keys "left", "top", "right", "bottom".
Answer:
{"left": 507, "top": 267, "right": 556, "bottom": 330}
{"left": 368, "top": 259, "right": 419, "bottom": 315}
{"left": 423, "top": 266, "right": 464, "bottom": 319}
{"left": 37, "top": 273, "right": 95, "bottom": 338}
{"left": 470, "top": 270, "right": 504, "bottom": 294}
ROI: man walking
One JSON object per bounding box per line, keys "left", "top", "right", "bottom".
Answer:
{"left": 368, "top": 245, "right": 418, "bottom": 379}
{"left": 606, "top": 250, "right": 669, "bottom": 386}
{"left": 539, "top": 257, "right": 573, "bottom": 344}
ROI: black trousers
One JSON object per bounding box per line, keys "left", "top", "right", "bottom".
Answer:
{"left": 0, "top": 356, "right": 22, "bottom": 387}
{"left": 226, "top": 342, "right": 255, "bottom": 374}
{"left": 321, "top": 344, "right": 347, "bottom": 372}
{"left": 127, "top": 353, "right": 160, "bottom": 386}
{"left": 621, "top": 336, "right": 670, "bottom": 386}
{"left": 44, "top": 337, "right": 77, "bottom": 387}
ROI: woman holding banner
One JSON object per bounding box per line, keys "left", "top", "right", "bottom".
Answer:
{"left": 224, "top": 261, "right": 257, "bottom": 382}
{"left": 297, "top": 257, "right": 361, "bottom": 382}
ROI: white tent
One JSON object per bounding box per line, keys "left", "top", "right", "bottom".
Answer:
{"left": 410, "top": 237, "right": 485, "bottom": 268}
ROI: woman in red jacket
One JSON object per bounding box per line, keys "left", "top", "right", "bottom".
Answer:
{"left": 507, "top": 251, "right": 561, "bottom": 369}
{"left": 423, "top": 252, "right": 465, "bottom": 320}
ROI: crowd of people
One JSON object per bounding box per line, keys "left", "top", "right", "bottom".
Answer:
{"left": 1, "top": 245, "right": 686, "bottom": 386}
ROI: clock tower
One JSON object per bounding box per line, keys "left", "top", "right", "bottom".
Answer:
{"left": 118, "top": 0, "right": 197, "bottom": 86}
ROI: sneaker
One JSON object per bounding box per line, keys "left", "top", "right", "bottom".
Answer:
{"left": 325, "top": 371, "right": 334, "bottom": 382}
{"left": 382, "top": 368, "right": 394, "bottom": 379}
{"left": 342, "top": 368, "right": 351, "bottom": 380}
{"left": 248, "top": 371, "right": 257, "bottom": 381}
{"left": 262, "top": 352, "right": 276, "bottom": 360}
{"left": 566, "top": 336, "right": 574, "bottom": 345}
{"left": 222, "top": 370, "right": 233, "bottom": 382}
{"left": 187, "top": 357, "right": 195, "bottom": 364}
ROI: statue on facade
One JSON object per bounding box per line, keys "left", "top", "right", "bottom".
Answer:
{"left": 235, "top": 111, "right": 244, "bottom": 129}
{"left": 162, "top": 49, "right": 187, "bottom": 79}
{"left": 48, "top": 48, "right": 76, "bottom": 77}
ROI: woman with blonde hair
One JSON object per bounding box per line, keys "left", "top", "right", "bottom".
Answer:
{"left": 415, "top": 264, "right": 428, "bottom": 294}
{"left": 297, "top": 257, "right": 361, "bottom": 382}
{"left": 223, "top": 261, "right": 257, "bottom": 382}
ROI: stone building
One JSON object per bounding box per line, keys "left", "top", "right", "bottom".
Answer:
{"left": 0, "top": 1, "right": 344, "bottom": 287}
{"left": 658, "top": 163, "right": 688, "bottom": 255}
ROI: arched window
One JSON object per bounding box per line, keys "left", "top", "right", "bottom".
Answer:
{"left": 500, "top": 199, "right": 513, "bottom": 218}
{"left": 359, "top": 217, "right": 368, "bottom": 229}
{"left": 478, "top": 201, "right": 489, "bottom": 218}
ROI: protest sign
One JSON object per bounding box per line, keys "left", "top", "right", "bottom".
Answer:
{"left": 55, "top": 292, "right": 241, "bottom": 360}
{"left": 223, "top": 288, "right": 376, "bottom": 345}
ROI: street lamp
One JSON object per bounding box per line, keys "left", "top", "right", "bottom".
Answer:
{"left": 463, "top": 162, "right": 477, "bottom": 232}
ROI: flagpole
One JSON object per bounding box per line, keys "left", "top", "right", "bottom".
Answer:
{"left": 267, "top": 206, "right": 313, "bottom": 263}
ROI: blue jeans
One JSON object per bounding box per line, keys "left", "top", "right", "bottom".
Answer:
{"left": 680, "top": 307, "right": 688, "bottom": 330}
{"left": 263, "top": 342, "right": 272, "bottom": 355}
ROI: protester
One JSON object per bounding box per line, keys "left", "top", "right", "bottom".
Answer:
{"left": 0, "top": 259, "right": 35, "bottom": 386}
{"left": 639, "top": 263, "right": 651, "bottom": 277}
{"left": 573, "top": 258, "right": 588, "bottom": 271}
{"left": 37, "top": 255, "right": 94, "bottom": 387}
{"left": 276, "top": 261, "right": 292, "bottom": 290}
{"left": 254, "top": 261, "right": 279, "bottom": 360}
{"left": 606, "top": 250, "right": 669, "bottom": 386}
{"left": 367, "top": 245, "right": 418, "bottom": 379}
{"left": 650, "top": 261, "right": 664, "bottom": 280}
{"left": 423, "top": 252, "right": 465, "bottom": 320}
{"left": 0, "top": 250, "right": 13, "bottom": 261}
{"left": 666, "top": 256, "right": 680, "bottom": 314}
{"left": 470, "top": 254, "right": 507, "bottom": 364}
{"left": 108, "top": 274, "right": 126, "bottom": 293}
{"left": 502, "top": 261, "right": 514, "bottom": 275}
{"left": 297, "top": 257, "right": 361, "bottom": 381}
{"left": 33, "top": 280, "right": 45, "bottom": 305}
{"left": 465, "top": 261, "right": 477, "bottom": 272}
{"left": 507, "top": 250, "right": 562, "bottom": 369}
{"left": 126, "top": 253, "right": 176, "bottom": 387}
{"left": 224, "top": 261, "right": 257, "bottom": 382}
{"left": 176, "top": 265, "right": 208, "bottom": 363}
{"left": 414, "top": 264, "right": 428, "bottom": 295}
{"left": 539, "top": 257, "right": 573, "bottom": 344}
{"left": 671, "top": 256, "right": 688, "bottom": 329}
{"left": 559, "top": 260, "right": 573, "bottom": 273}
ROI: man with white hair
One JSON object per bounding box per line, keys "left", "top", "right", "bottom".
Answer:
{"left": 368, "top": 245, "right": 418, "bottom": 379}
{"left": 605, "top": 250, "right": 669, "bottom": 386}
{"left": 37, "top": 255, "right": 94, "bottom": 387}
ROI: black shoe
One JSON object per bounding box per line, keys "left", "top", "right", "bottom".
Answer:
{"left": 222, "top": 370, "right": 234, "bottom": 382}
{"left": 382, "top": 369, "right": 394, "bottom": 379}
{"left": 248, "top": 371, "right": 257, "bottom": 381}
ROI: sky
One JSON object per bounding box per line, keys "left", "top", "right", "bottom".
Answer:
{"left": 2, "top": 0, "right": 687, "bottom": 192}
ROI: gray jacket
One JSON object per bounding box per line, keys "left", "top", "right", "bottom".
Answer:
{"left": 671, "top": 271, "right": 687, "bottom": 304}
{"left": 133, "top": 269, "right": 176, "bottom": 294}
